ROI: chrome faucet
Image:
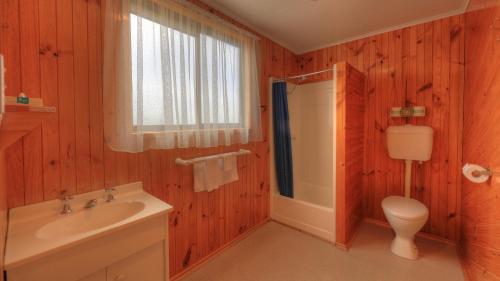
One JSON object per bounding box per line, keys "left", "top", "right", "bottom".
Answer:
{"left": 85, "top": 199, "right": 98, "bottom": 209}
{"left": 60, "top": 190, "right": 74, "bottom": 215}
{"left": 104, "top": 188, "right": 116, "bottom": 202}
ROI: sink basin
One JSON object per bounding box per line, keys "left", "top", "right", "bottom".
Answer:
{"left": 4, "top": 182, "right": 173, "bottom": 272}
{"left": 36, "top": 201, "right": 145, "bottom": 240}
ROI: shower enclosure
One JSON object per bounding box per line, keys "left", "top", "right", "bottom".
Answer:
{"left": 270, "top": 62, "right": 366, "bottom": 249}
{"left": 288, "top": 81, "right": 335, "bottom": 207}
{"left": 270, "top": 70, "right": 336, "bottom": 242}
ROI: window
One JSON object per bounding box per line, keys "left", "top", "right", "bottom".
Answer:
{"left": 103, "top": 0, "right": 261, "bottom": 151}
{"left": 130, "top": 14, "right": 243, "bottom": 131}
{"left": 199, "top": 34, "right": 242, "bottom": 127}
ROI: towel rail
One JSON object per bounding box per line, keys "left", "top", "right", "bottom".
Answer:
{"left": 175, "top": 149, "right": 251, "bottom": 166}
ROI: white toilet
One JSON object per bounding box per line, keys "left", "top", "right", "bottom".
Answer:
{"left": 381, "top": 125, "right": 433, "bottom": 260}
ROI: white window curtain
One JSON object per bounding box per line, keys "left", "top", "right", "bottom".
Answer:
{"left": 103, "top": 0, "right": 262, "bottom": 152}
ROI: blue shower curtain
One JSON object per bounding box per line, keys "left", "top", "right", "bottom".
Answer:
{"left": 272, "top": 81, "right": 294, "bottom": 198}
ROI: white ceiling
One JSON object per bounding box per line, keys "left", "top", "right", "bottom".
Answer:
{"left": 201, "top": 0, "right": 469, "bottom": 53}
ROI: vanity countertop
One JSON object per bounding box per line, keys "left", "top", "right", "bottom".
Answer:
{"left": 4, "top": 182, "right": 172, "bottom": 270}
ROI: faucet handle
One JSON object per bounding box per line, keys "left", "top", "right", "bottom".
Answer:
{"left": 60, "top": 190, "right": 74, "bottom": 201}
{"left": 60, "top": 190, "right": 73, "bottom": 215}
{"left": 104, "top": 188, "right": 116, "bottom": 202}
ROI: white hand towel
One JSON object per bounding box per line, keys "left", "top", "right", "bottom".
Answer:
{"left": 223, "top": 154, "right": 237, "bottom": 171}
{"left": 194, "top": 159, "right": 224, "bottom": 192}
{"left": 205, "top": 158, "right": 223, "bottom": 192}
{"left": 221, "top": 155, "right": 239, "bottom": 184}
{"left": 193, "top": 156, "right": 239, "bottom": 192}
{"left": 193, "top": 162, "right": 208, "bottom": 192}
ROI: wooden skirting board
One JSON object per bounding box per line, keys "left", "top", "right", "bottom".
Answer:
{"left": 334, "top": 221, "right": 364, "bottom": 252}
{"left": 457, "top": 246, "right": 471, "bottom": 281}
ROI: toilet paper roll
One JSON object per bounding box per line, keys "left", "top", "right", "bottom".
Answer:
{"left": 462, "top": 163, "right": 490, "bottom": 183}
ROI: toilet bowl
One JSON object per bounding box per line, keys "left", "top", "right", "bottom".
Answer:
{"left": 382, "top": 196, "right": 429, "bottom": 260}
{"left": 383, "top": 125, "right": 433, "bottom": 259}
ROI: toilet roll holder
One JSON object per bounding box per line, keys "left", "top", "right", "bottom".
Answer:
{"left": 467, "top": 165, "right": 499, "bottom": 179}
{"left": 462, "top": 163, "right": 500, "bottom": 184}
{"left": 471, "top": 168, "right": 495, "bottom": 178}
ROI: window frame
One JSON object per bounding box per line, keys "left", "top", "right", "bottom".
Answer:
{"left": 130, "top": 12, "right": 246, "bottom": 133}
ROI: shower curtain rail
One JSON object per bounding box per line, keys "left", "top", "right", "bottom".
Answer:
{"left": 274, "top": 68, "right": 335, "bottom": 82}
{"left": 175, "top": 149, "right": 251, "bottom": 165}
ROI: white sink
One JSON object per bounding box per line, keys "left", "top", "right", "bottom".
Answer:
{"left": 4, "top": 182, "right": 173, "bottom": 270}
{"left": 36, "top": 201, "right": 146, "bottom": 240}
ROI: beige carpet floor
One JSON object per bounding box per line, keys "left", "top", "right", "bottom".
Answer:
{"left": 180, "top": 222, "right": 464, "bottom": 281}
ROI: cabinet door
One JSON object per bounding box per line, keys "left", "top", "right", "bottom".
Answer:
{"left": 107, "top": 242, "right": 165, "bottom": 281}
{"left": 79, "top": 270, "right": 106, "bottom": 281}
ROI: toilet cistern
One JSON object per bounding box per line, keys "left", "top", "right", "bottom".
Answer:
{"left": 386, "top": 125, "right": 433, "bottom": 197}
{"left": 382, "top": 124, "right": 433, "bottom": 260}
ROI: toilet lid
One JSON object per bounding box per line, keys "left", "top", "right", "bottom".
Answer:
{"left": 381, "top": 196, "right": 428, "bottom": 220}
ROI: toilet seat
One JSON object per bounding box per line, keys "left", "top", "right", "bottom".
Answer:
{"left": 382, "top": 196, "right": 428, "bottom": 221}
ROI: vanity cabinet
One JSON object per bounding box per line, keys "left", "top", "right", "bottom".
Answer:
{"left": 4, "top": 183, "right": 172, "bottom": 281}
{"left": 7, "top": 215, "right": 169, "bottom": 281}
{"left": 77, "top": 243, "right": 164, "bottom": 281}
{"left": 106, "top": 243, "right": 164, "bottom": 281}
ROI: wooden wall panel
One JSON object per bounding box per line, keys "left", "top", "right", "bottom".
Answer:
{"left": 461, "top": 2, "right": 500, "bottom": 280}
{"left": 39, "top": 0, "right": 62, "bottom": 201}
{"left": 57, "top": 0, "right": 77, "bottom": 198}
{"left": 0, "top": 151, "right": 7, "bottom": 281}
{"left": 5, "top": 141, "right": 24, "bottom": 206}
{"left": 335, "top": 62, "right": 365, "bottom": 249}
{"left": 73, "top": 0, "right": 92, "bottom": 194}
{"left": 88, "top": 0, "right": 105, "bottom": 191}
{"left": 0, "top": 0, "right": 294, "bottom": 278}
{"left": 295, "top": 15, "right": 464, "bottom": 242}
